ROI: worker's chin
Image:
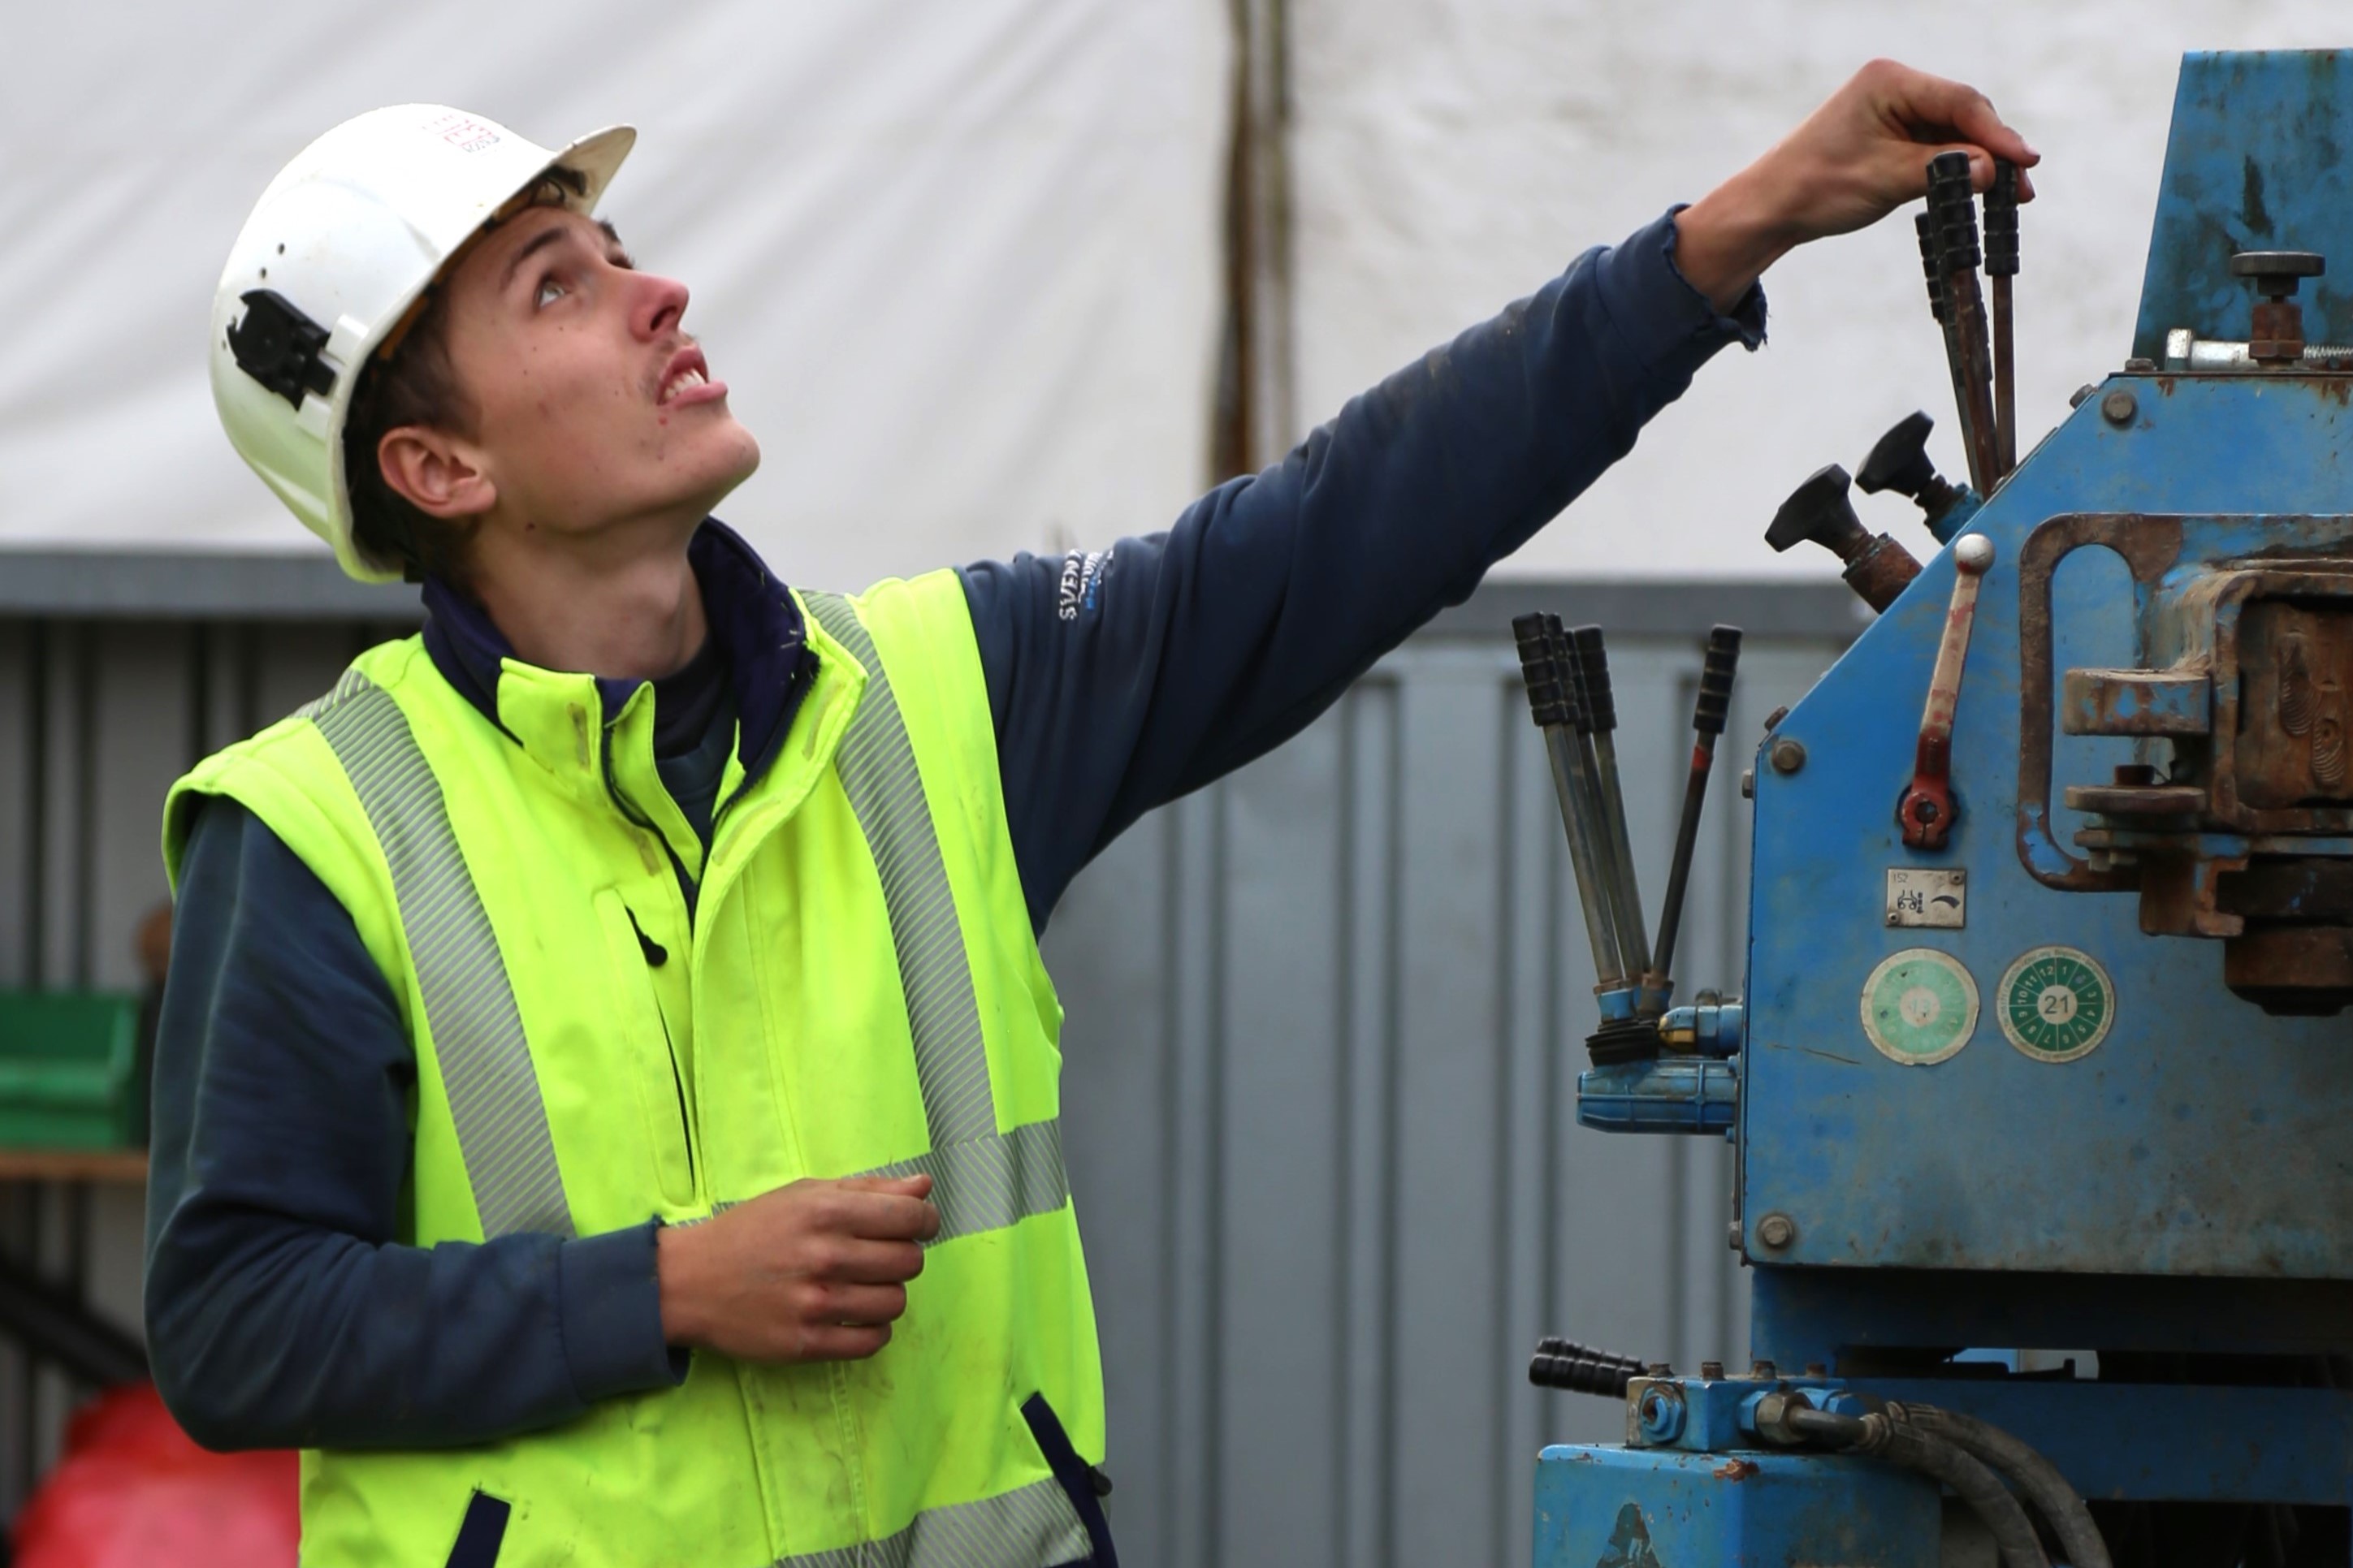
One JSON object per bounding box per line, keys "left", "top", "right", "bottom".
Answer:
{"left": 660, "top": 428, "right": 761, "bottom": 521}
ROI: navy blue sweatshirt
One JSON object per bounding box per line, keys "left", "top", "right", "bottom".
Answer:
{"left": 146, "top": 213, "right": 1763, "bottom": 1450}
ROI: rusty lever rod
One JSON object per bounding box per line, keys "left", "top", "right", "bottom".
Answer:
{"left": 1647, "top": 627, "right": 1741, "bottom": 999}
{"left": 1513, "top": 615, "right": 1628, "bottom": 990}
{"left": 1927, "top": 152, "right": 2000, "bottom": 496}
{"left": 1985, "top": 160, "right": 2020, "bottom": 480}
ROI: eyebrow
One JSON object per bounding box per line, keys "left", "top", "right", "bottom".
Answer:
{"left": 501, "top": 225, "right": 572, "bottom": 293}
{"left": 500, "top": 219, "right": 634, "bottom": 294}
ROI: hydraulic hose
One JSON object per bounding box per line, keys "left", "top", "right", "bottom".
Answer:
{"left": 1784, "top": 1407, "right": 2050, "bottom": 1568}
{"left": 1892, "top": 1403, "right": 2109, "bottom": 1568}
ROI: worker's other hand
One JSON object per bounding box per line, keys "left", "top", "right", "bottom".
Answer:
{"left": 655, "top": 1173, "right": 940, "bottom": 1362}
{"left": 1674, "top": 59, "right": 2039, "bottom": 313}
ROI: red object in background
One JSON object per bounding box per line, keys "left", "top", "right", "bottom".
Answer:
{"left": 11, "top": 1382, "right": 297, "bottom": 1567}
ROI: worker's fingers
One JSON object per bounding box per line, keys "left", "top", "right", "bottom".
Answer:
{"left": 1918, "top": 143, "right": 2039, "bottom": 205}
{"left": 1871, "top": 61, "right": 2038, "bottom": 171}
{"left": 817, "top": 1189, "right": 942, "bottom": 1242}
{"left": 838, "top": 1173, "right": 932, "bottom": 1200}
{"left": 806, "top": 1282, "right": 910, "bottom": 1327}
{"left": 795, "top": 1322, "right": 893, "bottom": 1362}
{"left": 821, "top": 1238, "right": 928, "bottom": 1285}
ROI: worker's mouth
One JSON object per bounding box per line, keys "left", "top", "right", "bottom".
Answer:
{"left": 656, "top": 347, "right": 726, "bottom": 408}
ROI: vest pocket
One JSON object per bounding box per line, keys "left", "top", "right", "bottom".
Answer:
{"left": 1020, "top": 1393, "right": 1118, "bottom": 1567}
{"left": 591, "top": 889, "right": 696, "bottom": 1207}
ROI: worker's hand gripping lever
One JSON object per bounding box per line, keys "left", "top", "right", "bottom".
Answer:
{"left": 1896, "top": 533, "right": 1996, "bottom": 851}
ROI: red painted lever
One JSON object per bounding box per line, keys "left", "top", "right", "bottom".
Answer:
{"left": 1897, "top": 533, "right": 1996, "bottom": 850}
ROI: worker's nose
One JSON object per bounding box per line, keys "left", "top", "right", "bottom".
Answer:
{"left": 631, "top": 271, "right": 691, "bottom": 342}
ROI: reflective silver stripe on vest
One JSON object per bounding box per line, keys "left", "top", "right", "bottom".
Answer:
{"left": 772, "top": 1475, "right": 1090, "bottom": 1568}
{"left": 802, "top": 594, "right": 1069, "bottom": 1238}
{"left": 303, "top": 671, "right": 575, "bottom": 1241}
{"left": 863, "top": 1118, "right": 1068, "bottom": 1245}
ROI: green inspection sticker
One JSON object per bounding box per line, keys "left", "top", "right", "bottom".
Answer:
{"left": 1859, "top": 948, "right": 1979, "bottom": 1065}
{"left": 1998, "top": 946, "right": 2114, "bottom": 1063}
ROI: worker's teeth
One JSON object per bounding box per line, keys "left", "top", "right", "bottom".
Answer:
{"left": 661, "top": 368, "right": 706, "bottom": 403}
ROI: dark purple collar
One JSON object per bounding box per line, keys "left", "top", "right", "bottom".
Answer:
{"left": 419, "top": 517, "right": 815, "bottom": 794}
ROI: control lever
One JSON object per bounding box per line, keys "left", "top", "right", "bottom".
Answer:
{"left": 1646, "top": 627, "right": 1741, "bottom": 1004}
{"left": 1513, "top": 616, "right": 1630, "bottom": 997}
{"left": 1985, "top": 161, "right": 2020, "bottom": 477}
{"left": 1528, "top": 1337, "right": 1645, "bottom": 1397}
{"left": 1565, "top": 625, "right": 1659, "bottom": 1010}
{"left": 2232, "top": 249, "right": 2325, "bottom": 361}
{"left": 1927, "top": 151, "right": 2000, "bottom": 495}
{"left": 1896, "top": 534, "right": 1996, "bottom": 851}
{"left": 1766, "top": 464, "right": 1923, "bottom": 613}
{"left": 1914, "top": 212, "right": 1975, "bottom": 468}
{"left": 1857, "top": 412, "right": 1979, "bottom": 545}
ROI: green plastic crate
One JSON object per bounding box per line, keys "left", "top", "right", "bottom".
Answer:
{"left": 0, "top": 992, "right": 146, "bottom": 1150}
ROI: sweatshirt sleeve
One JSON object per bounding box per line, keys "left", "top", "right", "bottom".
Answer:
{"left": 143, "top": 797, "right": 683, "bottom": 1453}
{"left": 959, "top": 209, "right": 1766, "bottom": 931}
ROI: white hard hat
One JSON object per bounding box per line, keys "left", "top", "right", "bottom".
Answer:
{"left": 210, "top": 106, "right": 635, "bottom": 581}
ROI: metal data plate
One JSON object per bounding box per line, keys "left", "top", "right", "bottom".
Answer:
{"left": 1741, "top": 377, "right": 2353, "bottom": 1280}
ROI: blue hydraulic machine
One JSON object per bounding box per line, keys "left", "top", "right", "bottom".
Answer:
{"left": 1518, "top": 52, "right": 2353, "bottom": 1568}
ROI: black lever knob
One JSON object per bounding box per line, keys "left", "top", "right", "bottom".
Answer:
{"left": 1856, "top": 412, "right": 1939, "bottom": 499}
{"left": 1571, "top": 626, "right": 1617, "bottom": 734}
{"left": 1766, "top": 464, "right": 1871, "bottom": 560}
{"left": 1695, "top": 626, "right": 1741, "bottom": 736}
{"left": 1984, "top": 162, "right": 2020, "bottom": 279}
{"left": 2230, "top": 250, "right": 2325, "bottom": 300}
{"left": 1858, "top": 412, "right": 1970, "bottom": 538}
{"left": 1926, "top": 150, "right": 1981, "bottom": 274}
{"left": 1529, "top": 1337, "right": 1644, "bottom": 1397}
{"left": 1512, "top": 614, "right": 1570, "bottom": 729}
{"left": 1914, "top": 213, "right": 1947, "bottom": 322}
{"left": 1767, "top": 464, "right": 1923, "bottom": 614}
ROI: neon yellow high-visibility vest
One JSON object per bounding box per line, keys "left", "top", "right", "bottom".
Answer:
{"left": 163, "top": 572, "right": 1107, "bottom": 1568}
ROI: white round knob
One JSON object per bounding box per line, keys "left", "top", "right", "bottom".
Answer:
{"left": 1954, "top": 533, "right": 1996, "bottom": 574}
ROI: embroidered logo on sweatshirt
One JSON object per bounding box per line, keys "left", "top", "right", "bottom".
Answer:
{"left": 1056, "top": 550, "right": 1109, "bottom": 623}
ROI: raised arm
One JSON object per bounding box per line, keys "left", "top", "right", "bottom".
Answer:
{"left": 961, "top": 60, "right": 2033, "bottom": 934}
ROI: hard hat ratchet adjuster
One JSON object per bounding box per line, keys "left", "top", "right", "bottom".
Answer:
{"left": 228, "top": 289, "right": 338, "bottom": 409}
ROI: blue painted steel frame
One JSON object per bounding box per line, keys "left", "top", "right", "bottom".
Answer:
{"left": 1538, "top": 54, "right": 2353, "bottom": 1566}
{"left": 1741, "top": 374, "right": 2353, "bottom": 1280}
{"left": 2134, "top": 51, "right": 2353, "bottom": 362}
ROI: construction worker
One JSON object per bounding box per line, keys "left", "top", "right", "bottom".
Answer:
{"left": 149, "top": 66, "right": 2033, "bottom": 1566}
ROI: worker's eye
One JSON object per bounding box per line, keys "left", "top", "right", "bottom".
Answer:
{"left": 534, "top": 276, "right": 569, "bottom": 309}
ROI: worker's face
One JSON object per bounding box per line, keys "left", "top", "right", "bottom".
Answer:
{"left": 387, "top": 205, "right": 759, "bottom": 552}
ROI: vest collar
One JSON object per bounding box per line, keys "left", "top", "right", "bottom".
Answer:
{"left": 419, "top": 518, "right": 818, "bottom": 809}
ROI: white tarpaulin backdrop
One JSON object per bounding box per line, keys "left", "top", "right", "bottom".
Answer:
{"left": 7, "top": 1, "right": 2353, "bottom": 589}
{"left": 0, "top": 0, "right": 1230, "bottom": 591}
{"left": 1287, "top": 0, "right": 2353, "bottom": 578}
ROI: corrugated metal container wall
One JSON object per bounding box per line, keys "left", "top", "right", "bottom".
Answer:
{"left": 1048, "top": 590, "right": 1849, "bottom": 1567}
{"left": 0, "top": 572, "right": 1849, "bottom": 1557}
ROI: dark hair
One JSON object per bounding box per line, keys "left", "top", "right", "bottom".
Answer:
{"left": 339, "top": 169, "right": 588, "bottom": 582}
{"left": 341, "top": 287, "right": 479, "bottom": 582}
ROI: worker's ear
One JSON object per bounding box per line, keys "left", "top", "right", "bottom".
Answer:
{"left": 377, "top": 425, "right": 497, "bottom": 520}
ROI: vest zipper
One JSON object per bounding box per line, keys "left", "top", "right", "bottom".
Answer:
{"left": 599, "top": 721, "right": 701, "bottom": 926}
{"left": 625, "top": 906, "right": 696, "bottom": 1190}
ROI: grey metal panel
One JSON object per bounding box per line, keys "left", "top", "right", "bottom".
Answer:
{"left": 0, "top": 552, "right": 420, "bottom": 621}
